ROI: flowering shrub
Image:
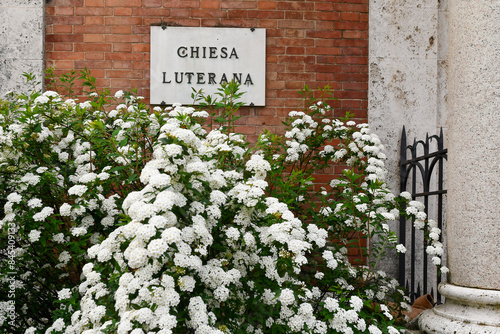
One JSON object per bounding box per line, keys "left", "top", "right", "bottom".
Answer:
{"left": 0, "top": 74, "right": 445, "bottom": 334}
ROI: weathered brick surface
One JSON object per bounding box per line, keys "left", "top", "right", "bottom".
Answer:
{"left": 46, "top": 0, "right": 368, "bottom": 139}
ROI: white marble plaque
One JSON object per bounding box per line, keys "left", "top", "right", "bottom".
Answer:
{"left": 150, "top": 26, "right": 266, "bottom": 106}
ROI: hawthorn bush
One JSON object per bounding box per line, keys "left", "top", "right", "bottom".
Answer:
{"left": 0, "top": 72, "right": 445, "bottom": 334}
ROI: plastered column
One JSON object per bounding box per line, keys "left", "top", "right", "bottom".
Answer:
{"left": 0, "top": 0, "right": 45, "bottom": 96}
{"left": 419, "top": 0, "right": 500, "bottom": 332}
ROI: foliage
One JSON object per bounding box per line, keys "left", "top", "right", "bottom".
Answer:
{"left": 0, "top": 73, "right": 445, "bottom": 334}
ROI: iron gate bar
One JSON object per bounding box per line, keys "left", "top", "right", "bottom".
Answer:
{"left": 399, "top": 127, "right": 447, "bottom": 304}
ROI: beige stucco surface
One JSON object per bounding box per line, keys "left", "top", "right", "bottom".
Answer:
{"left": 0, "top": 0, "right": 44, "bottom": 96}
{"left": 446, "top": 0, "right": 500, "bottom": 291}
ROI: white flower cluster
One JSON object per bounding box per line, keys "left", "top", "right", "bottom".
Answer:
{"left": 45, "top": 105, "right": 393, "bottom": 334}
{"left": 4, "top": 88, "right": 443, "bottom": 334}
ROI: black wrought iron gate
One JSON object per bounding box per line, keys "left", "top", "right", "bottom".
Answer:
{"left": 398, "top": 127, "right": 447, "bottom": 304}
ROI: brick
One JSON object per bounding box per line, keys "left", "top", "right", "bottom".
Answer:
{"left": 316, "top": 22, "right": 334, "bottom": 30}
{"left": 85, "top": 16, "right": 104, "bottom": 25}
{"left": 247, "top": 116, "right": 283, "bottom": 126}
{"left": 112, "top": 26, "right": 132, "bottom": 34}
{"left": 315, "top": 39, "right": 334, "bottom": 47}
{"left": 104, "top": 34, "right": 141, "bottom": 43}
{"left": 315, "top": 2, "right": 334, "bottom": 11}
{"left": 132, "top": 8, "right": 171, "bottom": 16}
{"left": 336, "top": 56, "right": 367, "bottom": 65}
{"left": 258, "top": 1, "right": 276, "bottom": 10}
{"left": 201, "top": 0, "right": 220, "bottom": 9}
{"left": 54, "top": 43, "right": 73, "bottom": 51}
{"left": 170, "top": 9, "right": 191, "bottom": 17}
{"left": 105, "top": 17, "right": 143, "bottom": 26}
{"left": 130, "top": 79, "right": 150, "bottom": 88}
{"left": 112, "top": 61, "right": 134, "bottom": 69}
{"left": 334, "top": 90, "right": 366, "bottom": 100}
{"left": 225, "top": 9, "right": 245, "bottom": 18}
{"left": 335, "top": 73, "right": 367, "bottom": 82}
{"left": 283, "top": 29, "right": 303, "bottom": 38}
{"left": 143, "top": 0, "right": 162, "bottom": 6}
{"left": 309, "top": 65, "right": 342, "bottom": 73}
{"left": 340, "top": 12, "right": 360, "bottom": 22}
{"left": 277, "top": 72, "right": 315, "bottom": 81}
{"left": 46, "top": 51, "right": 85, "bottom": 60}
{"left": 247, "top": 10, "right": 283, "bottom": 19}
{"left": 315, "top": 73, "right": 334, "bottom": 81}
{"left": 334, "top": 39, "right": 367, "bottom": 47}
{"left": 85, "top": 52, "right": 105, "bottom": 60}
{"left": 85, "top": 0, "right": 104, "bottom": 6}
{"left": 191, "top": 9, "right": 227, "bottom": 18}
{"left": 106, "top": 0, "right": 142, "bottom": 6}
{"left": 47, "top": 16, "right": 84, "bottom": 25}
{"left": 307, "top": 47, "right": 342, "bottom": 56}
{"left": 46, "top": 6, "right": 55, "bottom": 15}
{"left": 74, "top": 43, "right": 112, "bottom": 52}
{"left": 55, "top": 7, "right": 74, "bottom": 15}
{"left": 286, "top": 47, "right": 304, "bottom": 55}
{"left": 46, "top": 34, "right": 84, "bottom": 43}
{"left": 106, "top": 69, "right": 144, "bottom": 79}
{"left": 234, "top": 125, "right": 257, "bottom": 135}
{"left": 277, "top": 20, "right": 315, "bottom": 30}
{"left": 75, "top": 7, "right": 113, "bottom": 15}
{"left": 277, "top": 55, "right": 315, "bottom": 64}
{"left": 285, "top": 11, "right": 304, "bottom": 20}
{"left": 336, "top": 22, "right": 368, "bottom": 31}
{"left": 105, "top": 52, "right": 144, "bottom": 61}
{"left": 74, "top": 60, "right": 113, "bottom": 69}
{"left": 84, "top": 34, "right": 104, "bottom": 43}
{"left": 304, "top": 11, "right": 339, "bottom": 21}
{"left": 50, "top": 0, "right": 83, "bottom": 5}
{"left": 112, "top": 43, "right": 132, "bottom": 52}
{"left": 276, "top": 37, "right": 314, "bottom": 47}
{"left": 94, "top": 78, "right": 110, "bottom": 87}
{"left": 132, "top": 44, "right": 150, "bottom": 52}
{"left": 201, "top": 19, "right": 221, "bottom": 26}
{"left": 276, "top": 2, "right": 314, "bottom": 11}
{"left": 110, "top": 78, "right": 131, "bottom": 88}
{"left": 343, "top": 47, "right": 364, "bottom": 56}
{"left": 221, "top": 1, "right": 258, "bottom": 9}
{"left": 132, "top": 62, "right": 150, "bottom": 70}
{"left": 267, "top": 80, "right": 286, "bottom": 90}
{"left": 267, "top": 46, "right": 286, "bottom": 54}
{"left": 306, "top": 31, "right": 342, "bottom": 39}
{"left": 114, "top": 7, "right": 133, "bottom": 16}
{"left": 285, "top": 63, "right": 304, "bottom": 72}
{"left": 165, "top": 0, "right": 200, "bottom": 8}
{"left": 341, "top": 100, "right": 363, "bottom": 109}
{"left": 52, "top": 25, "right": 73, "bottom": 34}
{"left": 74, "top": 25, "right": 113, "bottom": 34}
{"left": 334, "top": 3, "right": 368, "bottom": 13}
{"left": 48, "top": 60, "right": 75, "bottom": 69}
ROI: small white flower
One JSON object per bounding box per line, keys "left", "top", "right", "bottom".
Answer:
{"left": 28, "top": 230, "right": 41, "bottom": 242}
{"left": 57, "top": 288, "right": 72, "bottom": 300}
{"left": 115, "top": 90, "right": 124, "bottom": 98}
{"left": 396, "top": 244, "right": 407, "bottom": 253}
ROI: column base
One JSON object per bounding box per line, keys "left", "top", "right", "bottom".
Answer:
{"left": 418, "top": 283, "right": 500, "bottom": 333}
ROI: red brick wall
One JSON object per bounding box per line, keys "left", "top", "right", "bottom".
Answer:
{"left": 45, "top": 0, "right": 368, "bottom": 139}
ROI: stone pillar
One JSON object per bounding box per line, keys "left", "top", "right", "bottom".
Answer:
{"left": 0, "top": 0, "right": 45, "bottom": 96}
{"left": 369, "top": 0, "right": 447, "bottom": 280}
{"left": 419, "top": 1, "right": 500, "bottom": 332}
